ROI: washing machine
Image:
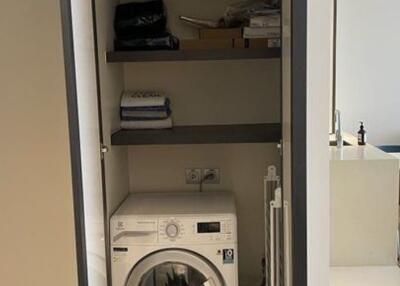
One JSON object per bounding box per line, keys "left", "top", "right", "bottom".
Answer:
{"left": 111, "top": 191, "right": 238, "bottom": 286}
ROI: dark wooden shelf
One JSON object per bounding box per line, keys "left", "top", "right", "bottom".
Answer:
{"left": 111, "top": 123, "right": 281, "bottom": 145}
{"left": 106, "top": 48, "right": 281, "bottom": 63}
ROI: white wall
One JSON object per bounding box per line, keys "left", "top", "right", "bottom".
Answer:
{"left": 0, "top": 1, "right": 78, "bottom": 285}
{"left": 307, "top": 0, "right": 332, "bottom": 286}
{"left": 336, "top": 0, "right": 400, "bottom": 145}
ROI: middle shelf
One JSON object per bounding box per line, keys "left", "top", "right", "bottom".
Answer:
{"left": 111, "top": 123, "right": 282, "bottom": 145}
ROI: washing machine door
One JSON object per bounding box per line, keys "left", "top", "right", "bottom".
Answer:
{"left": 125, "top": 249, "right": 224, "bottom": 286}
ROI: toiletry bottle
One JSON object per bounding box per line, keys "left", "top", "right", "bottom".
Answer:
{"left": 358, "top": 121, "right": 366, "bottom": 145}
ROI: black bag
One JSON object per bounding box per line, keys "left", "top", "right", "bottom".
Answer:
{"left": 114, "top": 0, "right": 167, "bottom": 40}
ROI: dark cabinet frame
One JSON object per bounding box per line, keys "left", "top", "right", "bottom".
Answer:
{"left": 291, "top": 0, "right": 308, "bottom": 285}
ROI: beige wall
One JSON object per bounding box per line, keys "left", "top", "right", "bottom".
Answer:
{"left": 128, "top": 144, "right": 280, "bottom": 285}
{"left": 124, "top": 59, "right": 280, "bottom": 284}
{"left": 0, "top": 1, "right": 77, "bottom": 286}
{"left": 123, "top": 59, "right": 280, "bottom": 126}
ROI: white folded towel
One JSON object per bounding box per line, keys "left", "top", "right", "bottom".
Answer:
{"left": 121, "top": 91, "right": 167, "bottom": 108}
{"left": 121, "top": 117, "right": 173, "bottom": 130}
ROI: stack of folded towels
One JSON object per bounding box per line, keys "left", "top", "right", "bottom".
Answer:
{"left": 120, "top": 91, "right": 173, "bottom": 130}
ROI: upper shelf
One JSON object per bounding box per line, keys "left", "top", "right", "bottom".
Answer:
{"left": 106, "top": 48, "right": 281, "bottom": 63}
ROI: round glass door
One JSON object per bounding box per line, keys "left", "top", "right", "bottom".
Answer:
{"left": 139, "top": 262, "right": 208, "bottom": 286}
{"left": 126, "top": 249, "right": 224, "bottom": 286}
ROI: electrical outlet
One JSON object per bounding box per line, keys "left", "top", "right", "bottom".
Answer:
{"left": 202, "top": 168, "right": 220, "bottom": 184}
{"left": 185, "top": 168, "right": 202, "bottom": 184}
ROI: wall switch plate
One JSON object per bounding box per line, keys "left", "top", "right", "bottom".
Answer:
{"left": 185, "top": 168, "right": 202, "bottom": 184}
{"left": 202, "top": 168, "right": 220, "bottom": 184}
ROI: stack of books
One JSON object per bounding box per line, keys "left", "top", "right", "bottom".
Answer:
{"left": 120, "top": 91, "right": 172, "bottom": 130}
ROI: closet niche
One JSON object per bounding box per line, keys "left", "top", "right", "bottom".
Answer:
{"left": 94, "top": 1, "right": 282, "bottom": 285}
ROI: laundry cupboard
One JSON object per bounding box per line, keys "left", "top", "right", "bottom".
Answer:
{"left": 61, "top": 0, "right": 308, "bottom": 286}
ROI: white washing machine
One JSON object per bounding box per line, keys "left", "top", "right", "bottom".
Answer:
{"left": 111, "top": 191, "right": 238, "bottom": 286}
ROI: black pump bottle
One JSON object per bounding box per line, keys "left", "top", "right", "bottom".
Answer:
{"left": 358, "top": 121, "right": 366, "bottom": 145}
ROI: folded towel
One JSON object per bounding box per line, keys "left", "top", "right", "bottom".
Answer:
{"left": 121, "top": 117, "right": 173, "bottom": 130}
{"left": 121, "top": 91, "right": 168, "bottom": 108}
{"left": 121, "top": 100, "right": 170, "bottom": 112}
{"left": 121, "top": 108, "right": 171, "bottom": 120}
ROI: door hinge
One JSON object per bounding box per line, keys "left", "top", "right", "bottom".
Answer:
{"left": 277, "top": 139, "right": 283, "bottom": 156}
{"left": 100, "top": 144, "right": 109, "bottom": 159}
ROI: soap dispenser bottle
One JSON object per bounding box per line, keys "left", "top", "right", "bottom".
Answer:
{"left": 358, "top": 121, "right": 366, "bottom": 145}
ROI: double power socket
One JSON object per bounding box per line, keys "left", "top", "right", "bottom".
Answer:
{"left": 185, "top": 168, "right": 220, "bottom": 185}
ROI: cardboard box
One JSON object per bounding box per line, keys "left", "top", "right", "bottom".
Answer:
{"left": 250, "top": 15, "right": 281, "bottom": 28}
{"left": 234, "top": 38, "right": 281, "bottom": 49}
{"left": 234, "top": 39, "right": 247, "bottom": 49}
{"left": 243, "top": 27, "right": 281, "bottom": 39}
{"left": 180, "top": 39, "right": 233, "bottom": 50}
{"left": 199, "top": 28, "right": 242, "bottom": 39}
{"left": 251, "top": 38, "right": 280, "bottom": 48}
{"left": 266, "top": 38, "right": 281, "bottom": 48}
{"left": 249, "top": 38, "right": 268, "bottom": 48}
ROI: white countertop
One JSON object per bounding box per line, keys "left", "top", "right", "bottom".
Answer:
{"left": 330, "top": 133, "right": 399, "bottom": 162}
{"left": 330, "top": 266, "right": 400, "bottom": 286}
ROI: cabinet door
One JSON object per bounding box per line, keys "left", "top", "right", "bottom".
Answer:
{"left": 265, "top": 2, "right": 294, "bottom": 285}
{"left": 62, "top": 1, "right": 108, "bottom": 286}
{"left": 281, "top": 0, "right": 308, "bottom": 285}
{"left": 281, "top": 0, "right": 293, "bottom": 284}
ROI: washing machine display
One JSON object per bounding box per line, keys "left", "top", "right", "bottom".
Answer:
{"left": 197, "top": 222, "right": 221, "bottom": 233}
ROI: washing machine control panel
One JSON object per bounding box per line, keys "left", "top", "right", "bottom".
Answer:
{"left": 158, "top": 216, "right": 236, "bottom": 243}
{"left": 165, "top": 222, "right": 180, "bottom": 238}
